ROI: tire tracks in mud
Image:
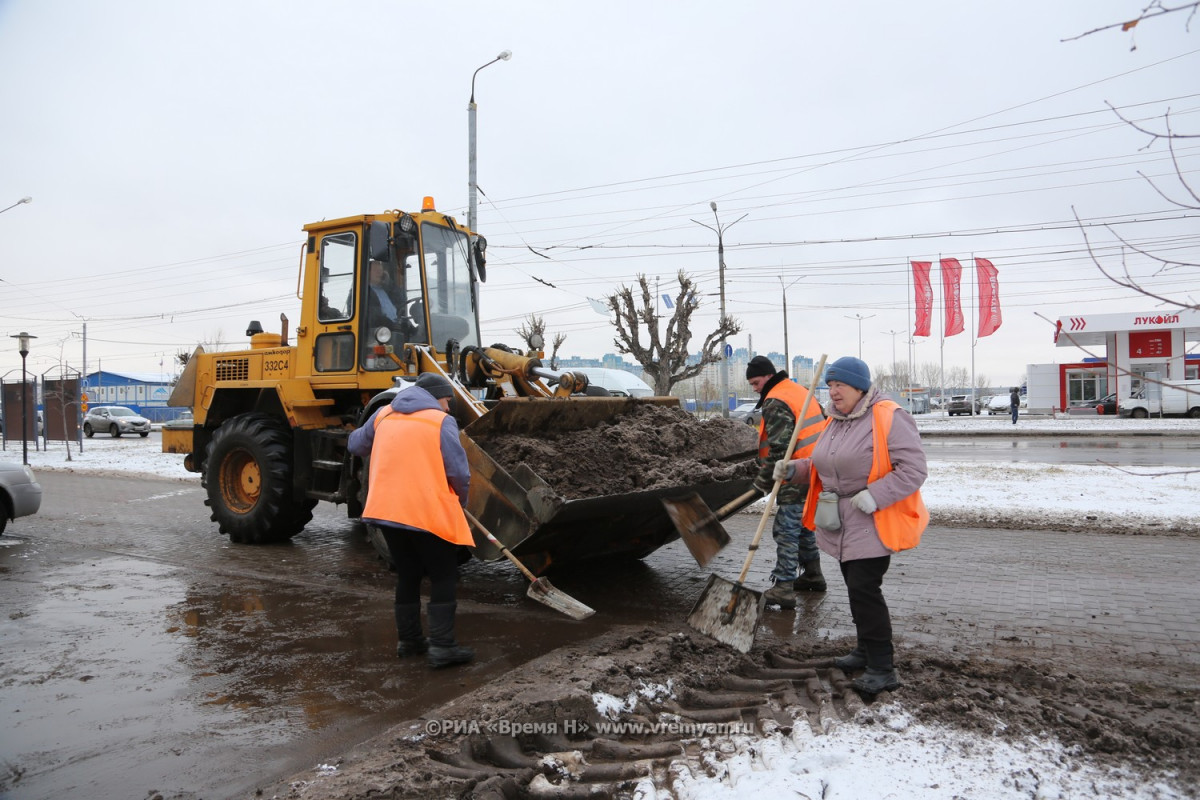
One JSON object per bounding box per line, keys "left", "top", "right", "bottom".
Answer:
{"left": 273, "top": 632, "right": 880, "bottom": 800}
{"left": 429, "top": 652, "right": 866, "bottom": 799}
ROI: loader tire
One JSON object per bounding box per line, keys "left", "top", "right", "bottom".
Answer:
{"left": 204, "top": 413, "right": 315, "bottom": 544}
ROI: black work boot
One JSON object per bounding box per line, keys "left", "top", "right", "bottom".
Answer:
{"left": 394, "top": 603, "right": 428, "bottom": 657}
{"left": 851, "top": 640, "right": 901, "bottom": 696}
{"left": 792, "top": 558, "right": 827, "bottom": 592}
{"left": 833, "top": 640, "right": 867, "bottom": 672}
{"left": 426, "top": 602, "right": 474, "bottom": 669}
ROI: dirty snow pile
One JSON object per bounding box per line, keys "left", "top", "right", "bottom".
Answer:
{"left": 661, "top": 703, "right": 1183, "bottom": 800}
{"left": 577, "top": 681, "right": 1183, "bottom": 800}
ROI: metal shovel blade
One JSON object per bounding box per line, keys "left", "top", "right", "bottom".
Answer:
{"left": 661, "top": 492, "right": 732, "bottom": 568}
{"left": 527, "top": 577, "right": 595, "bottom": 620}
{"left": 686, "top": 573, "right": 765, "bottom": 653}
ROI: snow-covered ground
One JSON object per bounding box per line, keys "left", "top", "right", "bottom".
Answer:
{"left": 5, "top": 416, "right": 1196, "bottom": 799}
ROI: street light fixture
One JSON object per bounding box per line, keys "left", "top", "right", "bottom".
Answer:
{"left": 10, "top": 331, "right": 37, "bottom": 465}
{"left": 468, "top": 50, "right": 511, "bottom": 234}
{"left": 0, "top": 196, "right": 32, "bottom": 215}
{"left": 692, "top": 202, "right": 746, "bottom": 418}
{"left": 844, "top": 313, "right": 875, "bottom": 360}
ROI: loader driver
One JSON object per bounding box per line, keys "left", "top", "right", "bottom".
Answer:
{"left": 348, "top": 373, "right": 475, "bottom": 669}
{"left": 746, "top": 355, "right": 828, "bottom": 610}
{"left": 364, "top": 259, "right": 421, "bottom": 342}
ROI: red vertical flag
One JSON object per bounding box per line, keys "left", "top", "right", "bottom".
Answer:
{"left": 975, "top": 257, "right": 1002, "bottom": 337}
{"left": 911, "top": 260, "right": 932, "bottom": 337}
{"left": 940, "top": 257, "right": 964, "bottom": 336}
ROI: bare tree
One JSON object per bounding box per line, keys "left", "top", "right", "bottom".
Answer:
{"left": 549, "top": 332, "right": 567, "bottom": 370}
{"left": 947, "top": 366, "right": 970, "bottom": 392}
{"left": 919, "top": 361, "right": 943, "bottom": 395}
{"left": 606, "top": 271, "right": 741, "bottom": 396}
{"left": 514, "top": 314, "right": 567, "bottom": 367}
{"left": 515, "top": 314, "right": 547, "bottom": 353}
{"left": 1075, "top": 108, "right": 1199, "bottom": 312}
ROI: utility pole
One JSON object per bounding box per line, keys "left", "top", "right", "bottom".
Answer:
{"left": 692, "top": 202, "right": 746, "bottom": 417}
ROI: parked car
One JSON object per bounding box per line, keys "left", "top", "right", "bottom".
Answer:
{"left": 163, "top": 410, "right": 194, "bottom": 430}
{"left": 729, "top": 402, "right": 762, "bottom": 425}
{"left": 980, "top": 394, "right": 1012, "bottom": 415}
{"left": 83, "top": 406, "right": 152, "bottom": 438}
{"left": 946, "top": 395, "right": 974, "bottom": 416}
{"left": 1078, "top": 393, "right": 1118, "bottom": 415}
{"left": 0, "top": 460, "right": 42, "bottom": 534}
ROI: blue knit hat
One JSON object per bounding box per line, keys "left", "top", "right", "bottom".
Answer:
{"left": 825, "top": 356, "right": 871, "bottom": 392}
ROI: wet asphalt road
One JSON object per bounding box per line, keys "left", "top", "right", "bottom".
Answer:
{"left": 0, "top": 470, "right": 728, "bottom": 799}
{"left": 923, "top": 435, "right": 1200, "bottom": 467}
{"left": 1, "top": 431, "right": 1195, "bottom": 798}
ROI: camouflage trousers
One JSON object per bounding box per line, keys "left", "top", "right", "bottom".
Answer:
{"left": 770, "top": 502, "right": 820, "bottom": 584}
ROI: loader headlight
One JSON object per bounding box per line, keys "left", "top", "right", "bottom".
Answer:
{"left": 398, "top": 214, "right": 417, "bottom": 235}
{"left": 374, "top": 326, "right": 392, "bottom": 344}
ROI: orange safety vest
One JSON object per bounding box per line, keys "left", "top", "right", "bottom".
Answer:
{"left": 363, "top": 407, "right": 473, "bottom": 546}
{"left": 757, "top": 380, "right": 827, "bottom": 460}
{"left": 802, "top": 400, "right": 928, "bottom": 553}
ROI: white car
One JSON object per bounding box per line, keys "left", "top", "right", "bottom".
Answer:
{"left": 0, "top": 460, "right": 42, "bottom": 534}
{"left": 982, "top": 395, "right": 1012, "bottom": 415}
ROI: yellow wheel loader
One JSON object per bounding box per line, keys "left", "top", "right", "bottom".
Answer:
{"left": 164, "top": 199, "right": 755, "bottom": 571}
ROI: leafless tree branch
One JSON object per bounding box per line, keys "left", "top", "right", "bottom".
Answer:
{"left": 1062, "top": 1, "right": 1200, "bottom": 43}
{"left": 1098, "top": 461, "right": 1200, "bottom": 477}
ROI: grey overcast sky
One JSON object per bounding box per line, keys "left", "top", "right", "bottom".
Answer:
{"left": 1, "top": 0, "right": 1197, "bottom": 388}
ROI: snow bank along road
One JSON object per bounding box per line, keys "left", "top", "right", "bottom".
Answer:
{"left": 8, "top": 414, "right": 1198, "bottom": 539}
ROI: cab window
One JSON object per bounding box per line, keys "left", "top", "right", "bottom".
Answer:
{"left": 318, "top": 232, "right": 355, "bottom": 322}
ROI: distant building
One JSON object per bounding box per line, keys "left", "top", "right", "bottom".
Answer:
{"left": 84, "top": 370, "right": 184, "bottom": 422}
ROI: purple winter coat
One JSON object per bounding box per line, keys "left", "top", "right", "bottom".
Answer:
{"left": 790, "top": 386, "right": 928, "bottom": 561}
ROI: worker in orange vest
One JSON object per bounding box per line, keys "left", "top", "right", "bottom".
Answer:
{"left": 775, "top": 357, "right": 928, "bottom": 696}
{"left": 745, "top": 355, "right": 828, "bottom": 610}
{"left": 348, "top": 372, "right": 475, "bottom": 668}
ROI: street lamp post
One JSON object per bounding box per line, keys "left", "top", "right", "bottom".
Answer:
{"left": 0, "top": 196, "right": 32, "bottom": 215}
{"left": 468, "top": 50, "right": 511, "bottom": 234}
{"left": 844, "top": 313, "right": 875, "bottom": 360}
{"left": 692, "top": 202, "right": 746, "bottom": 417}
{"left": 780, "top": 276, "right": 804, "bottom": 378}
{"left": 10, "top": 332, "right": 36, "bottom": 465}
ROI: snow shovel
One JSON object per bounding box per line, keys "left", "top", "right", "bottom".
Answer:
{"left": 687, "top": 355, "right": 827, "bottom": 653}
{"left": 465, "top": 510, "right": 595, "bottom": 620}
{"left": 662, "top": 487, "right": 759, "bottom": 568}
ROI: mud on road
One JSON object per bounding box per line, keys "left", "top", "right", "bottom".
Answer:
{"left": 269, "top": 624, "right": 1200, "bottom": 799}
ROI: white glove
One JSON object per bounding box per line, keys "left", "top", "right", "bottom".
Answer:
{"left": 851, "top": 488, "right": 878, "bottom": 514}
{"left": 772, "top": 460, "right": 796, "bottom": 482}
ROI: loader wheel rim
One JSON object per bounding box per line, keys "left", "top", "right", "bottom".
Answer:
{"left": 220, "top": 448, "right": 261, "bottom": 513}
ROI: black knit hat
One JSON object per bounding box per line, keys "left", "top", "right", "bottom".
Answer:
{"left": 745, "top": 355, "right": 776, "bottom": 379}
{"left": 414, "top": 373, "right": 454, "bottom": 399}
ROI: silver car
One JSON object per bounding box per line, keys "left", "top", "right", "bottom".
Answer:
{"left": 0, "top": 460, "right": 42, "bottom": 534}
{"left": 83, "top": 406, "right": 152, "bottom": 438}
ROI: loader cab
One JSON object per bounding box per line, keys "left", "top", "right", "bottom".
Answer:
{"left": 305, "top": 207, "right": 484, "bottom": 377}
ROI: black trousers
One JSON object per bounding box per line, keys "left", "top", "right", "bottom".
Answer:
{"left": 839, "top": 555, "right": 892, "bottom": 642}
{"left": 380, "top": 525, "right": 459, "bottom": 605}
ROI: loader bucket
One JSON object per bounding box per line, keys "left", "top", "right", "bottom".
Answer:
{"left": 461, "top": 397, "right": 757, "bottom": 573}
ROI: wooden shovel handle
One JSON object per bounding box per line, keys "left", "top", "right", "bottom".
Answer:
{"left": 465, "top": 510, "right": 539, "bottom": 583}
{"left": 712, "top": 488, "right": 760, "bottom": 520}
{"left": 732, "top": 354, "right": 828, "bottom": 587}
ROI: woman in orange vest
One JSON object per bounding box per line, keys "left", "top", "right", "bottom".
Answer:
{"left": 774, "top": 356, "right": 928, "bottom": 696}
{"left": 348, "top": 372, "right": 475, "bottom": 669}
